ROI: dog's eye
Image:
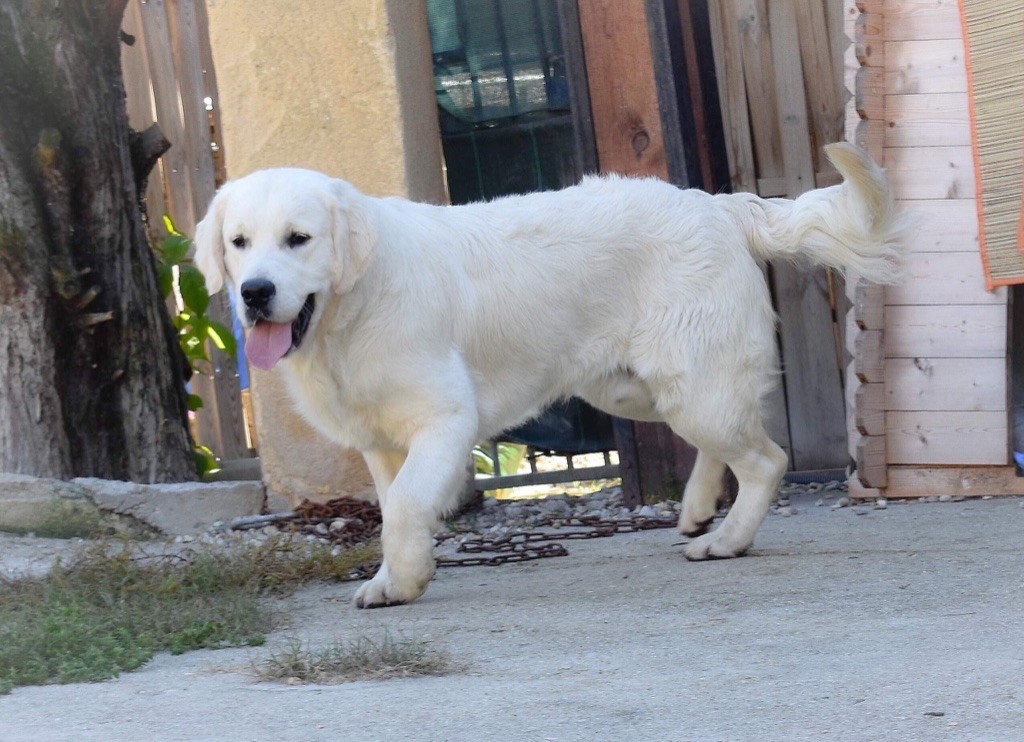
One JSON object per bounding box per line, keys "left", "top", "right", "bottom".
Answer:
{"left": 231, "top": 235, "right": 247, "bottom": 249}
{"left": 286, "top": 232, "right": 311, "bottom": 248}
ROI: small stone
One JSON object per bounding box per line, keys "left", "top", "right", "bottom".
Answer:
{"left": 314, "top": 522, "right": 329, "bottom": 536}
{"left": 776, "top": 498, "right": 790, "bottom": 507}
{"left": 815, "top": 498, "right": 825, "bottom": 507}
{"left": 637, "top": 505, "right": 658, "bottom": 518}
{"left": 832, "top": 497, "right": 851, "bottom": 509}
{"left": 982, "top": 495, "right": 992, "bottom": 500}
{"left": 329, "top": 518, "right": 349, "bottom": 533}
{"left": 540, "top": 498, "right": 571, "bottom": 516}
{"left": 777, "top": 506, "right": 795, "bottom": 517}
{"left": 939, "top": 495, "right": 952, "bottom": 503}
{"left": 875, "top": 498, "right": 887, "bottom": 510}
{"left": 823, "top": 481, "right": 842, "bottom": 492}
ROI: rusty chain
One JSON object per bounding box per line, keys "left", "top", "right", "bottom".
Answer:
{"left": 433, "top": 514, "right": 678, "bottom": 568}
{"left": 234, "top": 497, "right": 679, "bottom": 570}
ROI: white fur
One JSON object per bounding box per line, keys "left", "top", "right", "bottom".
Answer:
{"left": 195, "top": 142, "right": 905, "bottom": 608}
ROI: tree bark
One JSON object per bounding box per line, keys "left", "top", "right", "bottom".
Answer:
{"left": 0, "top": 0, "right": 195, "bottom": 481}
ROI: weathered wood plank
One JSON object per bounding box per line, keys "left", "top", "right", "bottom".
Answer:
{"left": 192, "top": 0, "right": 228, "bottom": 186}
{"left": 121, "top": 1, "right": 169, "bottom": 239}
{"left": 855, "top": 382, "right": 885, "bottom": 436}
{"left": 707, "top": 0, "right": 756, "bottom": 192}
{"left": 855, "top": 12, "right": 883, "bottom": 67}
{"left": 899, "top": 200, "right": 978, "bottom": 252}
{"left": 884, "top": 146, "right": 975, "bottom": 200}
{"left": 577, "top": 0, "right": 666, "bottom": 178}
{"left": 853, "top": 119, "right": 884, "bottom": 154}
{"left": 885, "top": 305, "right": 1006, "bottom": 359}
{"left": 855, "top": 329, "right": 884, "bottom": 382}
{"left": 883, "top": 465, "right": 1024, "bottom": 497}
{"left": 884, "top": 39, "right": 968, "bottom": 95}
{"left": 885, "top": 357, "right": 1007, "bottom": 412}
{"left": 885, "top": 252, "right": 1004, "bottom": 306}
{"left": 886, "top": 411, "right": 1009, "bottom": 465}
{"left": 854, "top": 282, "right": 884, "bottom": 329}
{"left": 856, "top": 434, "right": 887, "bottom": 486}
{"left": 795, "top": 0, "right": 845, "bottom": 158}
{"left": 855, "top": 66, "right": 883, "bottom": 120}
{"left": 882, "top": 0, "right": 961, "bottom": 42}
{"left": 772, "top": 266, "right": 849, "bottom": 468}
{"left": 756, "top": 171, "right": 843, "bottom": 198}
{"left": 884, "top": 93, "right": 970, "bottom": 148}
{"left": 136, "top": 0, "right": 195, "bottom": 229}
{"left": 771, "top": 0, "right": 815, "bottom": 195}
{"left": 826, "top": 0, "right": 848, "bottom": 98}
{"left": 847, "top": 476, "right": 881, "bottom": 498}
{"left": 733, "top": 0, "right": 783, "bottom": 182}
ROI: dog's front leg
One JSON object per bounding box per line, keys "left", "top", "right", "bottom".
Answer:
{"left": 354, "top": 414, "right": 476, "bottom": 609}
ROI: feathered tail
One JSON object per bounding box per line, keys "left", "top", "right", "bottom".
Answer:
{"left": 736, "top": 142, "right": 908, "bottom": 284}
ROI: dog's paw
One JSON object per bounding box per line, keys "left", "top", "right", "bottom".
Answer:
{"left": 677, "top": 513, "right": 715, "bottom": 537}
{"left": 683, "top": 530, "right": 750, "bottom": 561}
{"left": 353, "top": 564, "right": 431, "bottom": 609}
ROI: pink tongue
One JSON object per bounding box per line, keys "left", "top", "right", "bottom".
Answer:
{"left": 245, "top": 322, "right": 292, "bottom": 370}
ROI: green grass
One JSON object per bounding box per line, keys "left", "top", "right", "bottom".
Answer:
{"left": 0, "top": 537, "right": 380, "bottom": 695}
{"left": 256, "top": 632, "right": 460, "bottom": 684}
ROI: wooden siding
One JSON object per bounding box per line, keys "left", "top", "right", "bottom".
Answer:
{"left": 849, "top": 0, "right": 1011, "bottom": 491}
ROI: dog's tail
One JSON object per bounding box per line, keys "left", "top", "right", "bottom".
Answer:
{"left": 737, "top": 142, "right": 908, "bottom": 284}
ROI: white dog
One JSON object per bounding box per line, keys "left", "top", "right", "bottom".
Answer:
{"left": 195, "top": 143, "right": 903, "bottom": 608}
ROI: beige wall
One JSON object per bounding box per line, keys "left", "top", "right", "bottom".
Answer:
{"left": 206, "top": 0, "right": 445, "bottom": 507}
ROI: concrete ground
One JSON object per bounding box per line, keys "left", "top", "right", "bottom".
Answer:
{"left": 1, "top": 493, "right": 1023, "bottom": 742}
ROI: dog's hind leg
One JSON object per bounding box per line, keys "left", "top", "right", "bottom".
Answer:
{"left": 682, "top": 433, "right": 786, "bottom": 560}
{"left": 655, "top": 379, "right": 787, "bottom": 560}
{"left": 677, "top": 450, "right": 727, "bottom": 537}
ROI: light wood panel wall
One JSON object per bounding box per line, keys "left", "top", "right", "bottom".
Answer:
{"left": 848, "top": 0, "right": 1014, "bottom": 498}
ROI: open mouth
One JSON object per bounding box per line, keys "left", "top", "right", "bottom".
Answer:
{"left": 245, "top": 293, "right": 316, "bottom": 371}
{"left": 290, "top": 293, "right": 316, "bottom": 350}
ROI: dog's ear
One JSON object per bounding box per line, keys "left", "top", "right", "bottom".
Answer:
{"left": 194, "top": 184, "right": 231, "bottom": 295}
{"left": 327, "top": 179, "right": 378, "bottom": 295}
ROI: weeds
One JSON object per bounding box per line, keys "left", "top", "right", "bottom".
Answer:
{"left": 257, "top": 631, "right": 460, "bottom": 684}
{"left": 0, "top": 536, "right": 380, "bottom": 695}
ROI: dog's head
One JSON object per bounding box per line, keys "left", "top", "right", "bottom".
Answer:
{"left": 194, "top": 168, "right": 377, "bottom": 370}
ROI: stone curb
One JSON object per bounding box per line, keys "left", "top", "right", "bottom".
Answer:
{"left": 0, "top": 473, "right": 265, "bottom": 537}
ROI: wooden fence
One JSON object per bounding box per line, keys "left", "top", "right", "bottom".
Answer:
{"left": 119, "top": 0, "right": 251, "bottom": 459}
{"left": 706, "top": 0, "right": 851, "bottom": 471}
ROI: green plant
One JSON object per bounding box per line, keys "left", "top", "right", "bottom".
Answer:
{"left": 154, "top": 216, "right": 239, "bottom": 475}
{"left": 473, "top": 442, "right": 527, "bottom": 497}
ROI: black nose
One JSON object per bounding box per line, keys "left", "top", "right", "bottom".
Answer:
{"left": 240, "top": 278, "right": 276, "bottom": 311}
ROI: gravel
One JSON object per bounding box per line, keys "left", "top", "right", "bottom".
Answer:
{"left": 1, "top": 479, "right": 853, "bottom": 577}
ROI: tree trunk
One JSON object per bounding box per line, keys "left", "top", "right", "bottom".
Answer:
{"left": 0, "top": 0, "right": 195, "bottom": 482}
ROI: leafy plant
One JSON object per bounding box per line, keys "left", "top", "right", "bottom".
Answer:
{"left": 154, "top": 216, "right": 239, "bottom": 474}
{"left": 473, "top": 442, "right": 527, "bottom": 498}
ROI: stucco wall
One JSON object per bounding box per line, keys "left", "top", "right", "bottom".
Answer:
{"left": 206, "top": 0, "right": 445, "bottom": 507}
